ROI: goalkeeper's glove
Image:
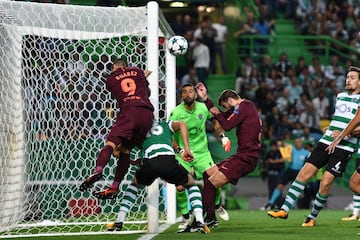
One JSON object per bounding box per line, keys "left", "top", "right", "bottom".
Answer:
{"left": 220, "top": 134, "right": 231, "bottom": 153}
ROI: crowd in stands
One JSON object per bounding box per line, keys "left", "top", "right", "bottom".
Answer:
{"left": 233, "top": 0, "right": 360, "bottom": 144}
{"left": 170, "top": 13, "right": 228, "bottom": 89}
{"left": 235, "top": 51, "right": 350, "bottom": 142}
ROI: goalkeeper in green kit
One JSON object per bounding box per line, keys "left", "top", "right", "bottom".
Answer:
{"left": 169, "top": 83, "right": 231, "bottom": 230}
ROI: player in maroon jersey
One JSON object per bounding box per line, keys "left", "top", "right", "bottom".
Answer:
{"left": 79, "top": 58, "right": 154, "bottom": 199}
{"left": 195, "top": 82, "right": 262, "bottom": 227}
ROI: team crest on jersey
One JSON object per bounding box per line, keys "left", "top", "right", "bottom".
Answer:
{"left": 198, "top": 114, "right": 203, "bottom": 120}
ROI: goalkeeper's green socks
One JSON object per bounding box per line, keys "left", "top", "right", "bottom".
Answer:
{"left": 215, "top": 188, "right": 222, "bottom": 207}
{"left": 176, "top": 189, "right": 190, "bottom": 217}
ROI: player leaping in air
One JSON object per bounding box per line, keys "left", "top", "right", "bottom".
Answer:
{"left": 79, "top": 58, "right": 154, "bottom": 199}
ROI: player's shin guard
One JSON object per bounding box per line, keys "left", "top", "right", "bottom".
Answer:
{"left": 202, "top": 171, "right": 216, "bottom": 221}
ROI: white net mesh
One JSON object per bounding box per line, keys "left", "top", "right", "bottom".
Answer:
{"left": 0, "top": 0, "right": 175, "bottom": 237}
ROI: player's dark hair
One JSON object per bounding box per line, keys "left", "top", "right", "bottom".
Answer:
{"left": 181, "top": 83, "right": 196, "bottom": 93}
{"left": 112, "top": 58, "right": 128, "bottom": 71}
{"left": 348, "top": 66, "right": 360, "bottom": 79}
{"left": 217, "top": 89, "right": 240, "bottom": 105}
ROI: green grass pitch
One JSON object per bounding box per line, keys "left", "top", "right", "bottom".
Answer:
{"left": 8, "top": 210, "right": 360, "bottom": 240}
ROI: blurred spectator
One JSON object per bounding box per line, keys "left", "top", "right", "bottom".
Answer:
{"left": 326, "top": 11, "right": 339, "bottom": 33}
{"left": 192, "top": 38, "right": 210, "bottom": 87}
{"left": 294, "top": 56, "right": 307, "bottom": 76}
{"left": 312, "top": 89, "right": 329, "bottom": 120}
{"left": 235, "top": 56, "right": 256, "bottom": 93}
{"left": 240, "top": 68, "right": 261, "bottom": 100}
{"left": 287, "top": 105, "right": 300, "bottom": 128}
{"left": 274, "top": 52, "right": 292, "bottom": 77}
{"left": 308, "top": 12, "right": 327, "bottom": 50}
{"left": 344, "top": 4, "right": 356, "bottom": 36}
{"left": 272, "top": 76, "right": 284, "bottom": 98}
{"left": 181, "top": 67, "right": 199, "bottom": 86}
{"left": 285, "top": 75, "right": 303, "bottom": 105}
{"left": 253, "top": 14, "right": 274, "bottom": 55}
{"left": 170, "top": 14, "right": 185, "bottom": 36}
{"left": 297, "top": 93, "right": 320, "bottom": 131}
{"left": 212, "top": 15, "right": 228, "bottom": 74}
{"left": 308, "top": 56, "right": 325, "bottom": 79}
{"left": 276, "top": 88, "right": 291, "bottom": 113}
{"left": 298, "top": 67, "right": 315, "bottom": 87}
{"left": 183, "top": 14, "right": 195, "bottom": 33}
{"left": 233, "top": 12, "right": 257, "bottom": 56}
{"left": 330, "top": 20, "right": 349, "bottom": 44}
{"left": 260, "top": 139, "right": 285, "bottom": 210}
{"left": 350, "top": 32, "right": 360, "bottom": 55}
{"left": 194, "top": 15, "right": 217, "bottom": 74}
{"left": 255, "top": 80, "right": 269, "bottom": 111}
{"left": 259, "top": 55, "right": 273, "bottom": 80}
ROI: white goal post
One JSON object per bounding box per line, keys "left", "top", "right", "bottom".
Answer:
{"left": 0, "top": 0, "right": 177, "bottom": 237}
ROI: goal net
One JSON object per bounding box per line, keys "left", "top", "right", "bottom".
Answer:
{"left": 0, "top": 0, "right": 177, "bottom": 237}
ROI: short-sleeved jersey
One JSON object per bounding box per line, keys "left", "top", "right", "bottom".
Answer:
{"left": 320, "top": 92, "right": 360, "bottom": 152}
{"left": 141, "top": 121, "right": 175, "bottom": 159}
{"left": 106, "top": 66, "right": 154, "bottom": 111}
{"left": 215, "top": 100, "right": 261, "bottom": 157}
{"left": 169, "top": 101, "right": 212, "bottom": 154}
{"left": 288, "top": 147, "right": 309, "bottom": 171}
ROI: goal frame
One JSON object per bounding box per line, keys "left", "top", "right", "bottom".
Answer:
{"left": 0, "top": 0, "right": 177, "bottom": 237}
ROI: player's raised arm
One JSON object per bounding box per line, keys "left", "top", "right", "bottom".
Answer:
{"left": 195, "top": 82, "right": 208, "bottom": 100}
{"left": 171, "top": 121, "right": 193, "bottom": 162}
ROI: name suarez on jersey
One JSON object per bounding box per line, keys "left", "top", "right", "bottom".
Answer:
{"left": 115, "top": 70, "right": 138, "bottom": 80}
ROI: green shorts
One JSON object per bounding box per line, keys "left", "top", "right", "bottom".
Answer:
{"left": 176, "top": 150, "right": 214, "bottom": 179}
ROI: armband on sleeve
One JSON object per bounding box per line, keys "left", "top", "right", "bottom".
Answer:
{"left": 204, "top": 98, "right": 214, "bottom": 109}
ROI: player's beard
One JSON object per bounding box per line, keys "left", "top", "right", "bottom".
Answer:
{"left": 346, "top": 85, "right": 357, "bottom": 93}
{"left": 183, "top": 97, "right": 195, "bottom": 106}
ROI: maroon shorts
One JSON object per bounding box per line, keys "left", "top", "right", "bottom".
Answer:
{"left": 217, "top": 154, "right": 258, "bottom": 185}
{"left": 106, "top": 107, "right": 153, "bottom": 149}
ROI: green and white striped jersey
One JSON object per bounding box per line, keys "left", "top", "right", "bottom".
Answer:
{"left": 137, "top": 120, "right": 175, "bottom": 159}
{"left": 320, "top": 92, "right": 360, "bottom": 152}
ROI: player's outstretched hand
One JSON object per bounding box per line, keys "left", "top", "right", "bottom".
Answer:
{"left": 181, "top": 148, "right": 194, "bottom": 162}
{"left": 221, "top": 136, "right": 231, "bottom": 153}
{"left": 195, "top": 82, "right": 208, "bottom": 100}
{"left": 326, "top": 138, "right": 341, "bottom": 154}
{"left": 144, "top": 70, "right": 152, "bottom": 78}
